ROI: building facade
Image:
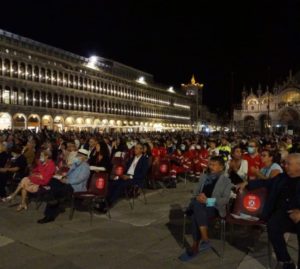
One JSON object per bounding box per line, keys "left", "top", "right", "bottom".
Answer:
{"left": 234, "top": 71, "right": 300, "bottom": 134}
{"left": 0, "top": 29, "right": 192, "bottom": 132}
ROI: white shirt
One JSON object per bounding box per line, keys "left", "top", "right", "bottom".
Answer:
{"left": 225, "top": 159, "right": 248, "bottom": 181}
{"left": 127, "top": 155, "right": 142, "bottom": 176}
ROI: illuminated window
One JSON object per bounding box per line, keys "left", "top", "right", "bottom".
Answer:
{"left": 2, "top": 90, "right": 10, "bottom": 104}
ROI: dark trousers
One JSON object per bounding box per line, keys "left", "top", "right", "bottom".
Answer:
{"left": 0, "top": 173, "right": 8, "bottom": 197}
{"left": 107, "top": 179, "right": 139, "bottom": 205}
{"left": 43, "top": 179, "right": 73, "bottom": 219}
{"left": 189, "top": 199, "right": 217, "bottom": 241}
{"left": 267, "top": 209, "right": 300, "bottom": 266}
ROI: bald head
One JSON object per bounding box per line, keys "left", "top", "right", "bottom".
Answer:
{"left": 285, "top": 153, "right": 300, "bottom": 178}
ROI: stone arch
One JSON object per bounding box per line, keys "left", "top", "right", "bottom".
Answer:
{"left": 76, "top": 117, "right": 84, "bottom": 125}
{"left": 0, "top": 112, "right": 12, "bottom": 130}
{"left": 279, "top": 108, "right": 300, "bottom": 132}
{"left": 13, "top": 113, "right": 26, "bottom": 129}
{"left": 54, "top": 116, "right": 65, "bottom": 131}
{"left": 27, "top": 114, "right": 41, "bottom": 129}
{"left": 244, "top": 115, "right": 255, "bottom": 133}
{"left": 85, "top": 118, "right": 93, "bottom": 126}
{"left": 65, "top": 117, "right": 75, "bottom": 126}
{"left": 94, "top": 118, "right": 101, "bottom": 126}
{"left": 41, "top": 115, "right": 53, "bottom": 130}
{"left": 246, "top": 97, "right": 259, "bottom": 111}
{"left": 259, "top": 114, "right": 271, "bottom": 133}
{"left": 280, "top": 88, "right": 300, "bottom": 104}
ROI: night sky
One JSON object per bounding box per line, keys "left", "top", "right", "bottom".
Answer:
{"left": 1, "top": 0, "right": 300, "bottom": 113}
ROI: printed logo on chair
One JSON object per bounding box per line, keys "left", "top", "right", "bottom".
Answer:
{"left": 243, "top": 194, "right": 261, "bottom": 212}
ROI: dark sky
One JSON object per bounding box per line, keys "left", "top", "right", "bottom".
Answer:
{"left": 1, "top": 0, "right": 300, "bottom": 112}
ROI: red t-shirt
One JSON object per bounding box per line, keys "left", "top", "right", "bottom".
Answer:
{"left": 243, "top": 153, "right": 263, "bottom": 180}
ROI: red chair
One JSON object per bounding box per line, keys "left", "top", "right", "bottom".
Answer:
{"left": 228, "top": 187, "right": 267, "bottom": 223}
{"left": 110, "top": 163, "right": 126, "bottom": 180}
{"left": 225, "top": 188, "right": 272, "bottom": 268}
{"left": 69, "top": 172, "right": 111, "bottom": 224}
{"left": 111, "top": 152, "right": 128, "bottom": 166}
{"left": 150, "top": 158, "right": 172, "bottom": 188}
{"left": 115, "top": 164, "right": 125, "bottom": 177}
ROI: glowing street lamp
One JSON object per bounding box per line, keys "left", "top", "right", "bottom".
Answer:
{"left": 136, "top": 76, "right": 147, "bottom": 85}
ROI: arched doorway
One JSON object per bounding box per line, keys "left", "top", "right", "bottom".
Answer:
{"left": 244, "top": 116, "right": 255, "bottom": 133}
{"left": 28, "top": 114, "right": 40, "bottom": 130}
{"left": 42, "top": 115, "right": 53, "bottom": 130}
{"left": 75, "top": 117, "right": 84, "bottom": 131}
{"left": 65, "top": 116, "right": 75, "bottom": 131}
{"left": 279, "top": 108, "right": 300, "bottom": 133}
{"left": 0, "top": 113, "right": 12, "bottom": 130}
{"left": 54, "top": 116, "right": 65, "bottom": 131}
{"left": 259, "top": 114, "right": 271, "bottom": 133}
{"left": 13, "top": 113, "right": 26, "bottom": 129}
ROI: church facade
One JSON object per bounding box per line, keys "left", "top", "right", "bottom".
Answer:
{"left": 234, "top": 71, "right": 300, "bottom": 134}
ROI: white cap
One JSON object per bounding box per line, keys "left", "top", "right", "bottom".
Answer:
{"left": 78, "top": 148, "right": 89, "bottom": 156}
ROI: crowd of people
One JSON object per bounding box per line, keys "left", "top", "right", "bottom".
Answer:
{"left": 0, "top": 128, "right": 300, "bottom": 268}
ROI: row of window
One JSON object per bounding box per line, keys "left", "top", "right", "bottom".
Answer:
{"left": 0, "top": 87, "right": 190, "bottom": 121}
{"left": 0, "top": 57, "right": 190, "bottom": 109}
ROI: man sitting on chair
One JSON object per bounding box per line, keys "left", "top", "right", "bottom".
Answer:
{"left": 238, "top": 153, "right": 300, "bottom": 269}
{"left": 106, "top": 143, "right": 148, "bottom": 207}
{"left": 180, "top": 156, "right": 232, "bottom": 260}
{"left": 37, "top": 148, "right": 90, "bottom": 224}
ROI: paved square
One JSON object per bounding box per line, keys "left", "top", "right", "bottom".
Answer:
{"left": 0, "top": 182, "right": 297, "bottom": 269}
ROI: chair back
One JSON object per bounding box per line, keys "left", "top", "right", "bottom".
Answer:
{"left": 159, "top": 160, "right": 170, "bottom": 174}
{"left": 88, "top": 172, "right": 109, "bottom": 197}
{"left": 110, "top": 163, "right": 126, "bottom": 180}
{"left": 232, "top": 187, "right": 267, "bottom": 218}
{"left": 111, "top": 151, "right": 128, "bottom": 166}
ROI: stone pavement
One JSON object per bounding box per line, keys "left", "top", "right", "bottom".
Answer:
{"left": 0, "top": 182, "right": 298, "bottom": 269}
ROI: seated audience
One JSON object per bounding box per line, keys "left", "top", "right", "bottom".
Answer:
{"left": 180, "top": 156, "right": 232, "bottom": 260}
{"left": 105, "top": 143, "right": 148, "bottom": 207}
{"left": 238, "top": 153, "right": 300, "bottom": 269}
{"left": 225, "top": 146, "right": 248, "bottom": 184}
{"left": 0, "top": 143, "right": 10, "bottom": 198}
{"left": 3, "top": 150, "right": 55, "bottom": 211}
{"left": 252, "top": 149, "right": 283, "bottom": 180}
{"left": 37, "top": 148, "right": 90, "bottom": 223}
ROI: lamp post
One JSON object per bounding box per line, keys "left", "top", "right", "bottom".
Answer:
{"left": 181, "top": 75, "right": 204, "bottom": 132}
{"left": 266, "top": 86, "right": 271, "bottom": 134}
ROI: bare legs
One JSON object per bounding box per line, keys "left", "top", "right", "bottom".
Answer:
{"left": 191, "top": 226, "right": 209, "bottom": 253}
{"left": 3, "top": 177, "right": 29, "bottom": 211}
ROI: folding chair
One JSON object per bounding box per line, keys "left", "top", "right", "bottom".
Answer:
{"left": 225, "top": 187, "right": 271, "bottom": 269}
{"left": 69, "top": 172, "right": 111, "bottom": 224}
{"left": 150, "top": 158, "right": 173, "bottom": 189}
{"left": 125, "top": 179, "right": 147, "bottom": 210}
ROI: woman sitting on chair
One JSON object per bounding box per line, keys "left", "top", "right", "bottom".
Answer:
{"left": 180, "top": 156, "right": 232, "bottom": 261}
{"left": 3, "top": 150, "right": 55, "bottom": 211}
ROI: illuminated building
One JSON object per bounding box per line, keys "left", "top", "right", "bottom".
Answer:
{"left": 0, "top": 29, "right": 191, "bottom": 132}
{"left": 234, "top": 71, "right": 300, "bottom": 133}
